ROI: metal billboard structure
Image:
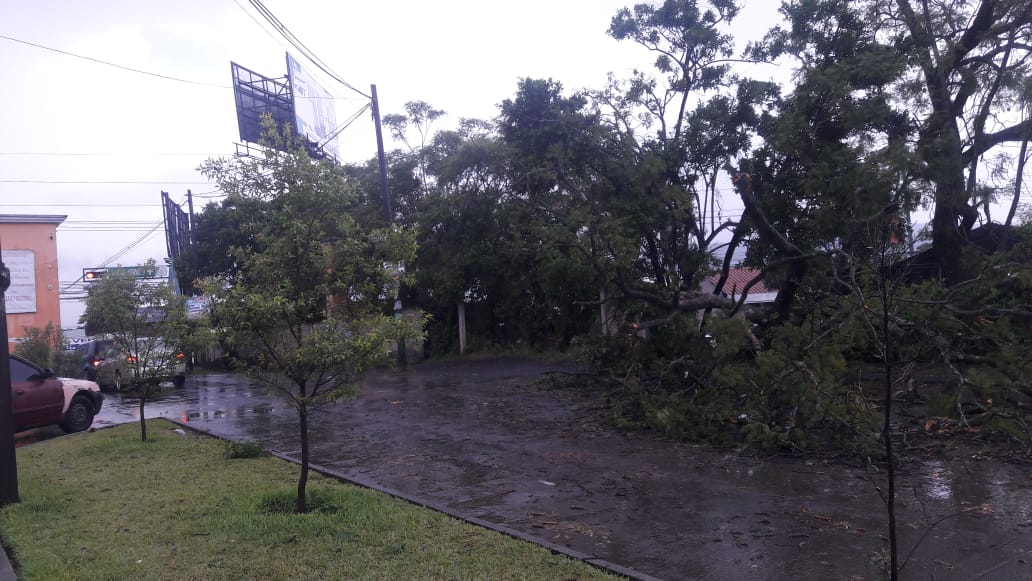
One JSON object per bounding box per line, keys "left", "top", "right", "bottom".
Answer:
{"left": 231, "top": 61, "right": 294, "bottom": 150}
{"left": 162, "top": 191, "right": 191, "bottom": 264}
{"left": 230, "top": 55, "right": 338, "bottom": 161}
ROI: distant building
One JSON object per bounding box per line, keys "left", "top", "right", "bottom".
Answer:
{"left": 702, "top": 267, "right": 777, "bottom": 305}
{"left": 1, "top": 214, "right": 67, "bottom": 344}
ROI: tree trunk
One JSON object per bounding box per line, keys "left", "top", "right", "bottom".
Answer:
{"left": 930, "top": 179, "right": 969, "bottom": 284}
{"left": 880, "top": 259, "right": 899, "bottom": 581}
{"left": 297, "top": 407, "right": 310, "bottom": 514}
{"left": 924, "top": 114, "right": 971, "bottom": 284}
{"left": 1003, "top": 135, "right": 1029, "bottom": 229}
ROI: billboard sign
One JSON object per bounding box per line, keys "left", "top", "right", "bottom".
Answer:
{"left": 2, "top": 250, "right": 36, "bottom": 314}
{"left": 185, "top": 296, "right": 210, "bottom": 320}
{"left": 286, "top": 53, "right": 339, "bottom": 161}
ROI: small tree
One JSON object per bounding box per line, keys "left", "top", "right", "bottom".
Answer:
{"left": 80, "top": 261, "right": 191, "bottom": 441}
{"left": 199, "top": 125, "right": 420, "bottom": 513}
{"left": 14, "top": 323, "right": 75, "bottom": 375}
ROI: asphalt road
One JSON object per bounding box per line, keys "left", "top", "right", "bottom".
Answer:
{"left": 18, "top": 359, "right": 1032, "bottom": 580}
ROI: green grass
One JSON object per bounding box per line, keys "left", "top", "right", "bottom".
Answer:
{"left": 1, "top": 421, "right": 616, "bottom": 580}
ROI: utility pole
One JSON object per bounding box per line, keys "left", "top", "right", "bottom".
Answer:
{"left": 371, "top": 84, "right": 392, "bottom": 224}
{"left": 187, "top": 189, "right": 197, "bottom": 289}
{"left": 0, "top": 240, "right": 19, "bottom": 507}
{"left": 371, "top": 84, "right": 407, "bottom": 367}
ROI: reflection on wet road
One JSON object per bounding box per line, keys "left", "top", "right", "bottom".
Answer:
{"left": 93, "top": 373, "right": 282, "bottom": 429}
{"left": 21, "top": 363, "right": 1032, "bottom": 580}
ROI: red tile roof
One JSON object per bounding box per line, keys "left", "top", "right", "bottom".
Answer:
{"left": 705, "top": 267, "right": 772, "bottom": 295}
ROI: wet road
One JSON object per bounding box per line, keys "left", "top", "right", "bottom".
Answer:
{"left": 22, "top": 359, "right": 1032, "bottom": 580}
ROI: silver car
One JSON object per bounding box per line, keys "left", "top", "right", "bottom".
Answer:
{"left": 77, "top": 337, "right": 186, "bottom": 390}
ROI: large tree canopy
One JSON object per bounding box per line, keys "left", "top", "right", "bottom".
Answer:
{"left": 181, "top": 1, "right": 1032, "bottom": 461}
{"left": 751, "top": 0, "right": 1032, "bottom": 281}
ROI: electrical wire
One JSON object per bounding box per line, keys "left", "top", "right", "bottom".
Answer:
{"left": 319, "top": 102, "right": 371, "bottom": 148}
{"left": 64, "top": 220, "right": 162, "bottom": 223}
{"left": 0, "top": 33, "right": 230, "bottom": 88}
{"left": 0, "top": 152, "right": 231, "bottom": 157}
{"left": 59, "top": 221, "right": 163, "bottom": 292}
{"left": 232, "top": 0, "right": 294, "bottom": 57}
{"left": 0, "top": 33, "right": 351, "bottom": 101}
{"left": 56, "top": 191, "right": 191, "bottom": 292}
{"left": 100, "top": 223, "right": 164, "bottom": 268}
{"left": 0, "top": 203, "right": 161, "bottom": 207}
{"left": 0, "top": 180, "right": 212, "bottom": 185}
{"left": 245, "top": 0, "right": 370, "bottom": 100}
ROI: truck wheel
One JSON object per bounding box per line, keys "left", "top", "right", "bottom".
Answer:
{"left": 59, "top": 397, "right": 95, "bottom": 434}
{"left": 172, "top": 374, "right": 186, "bottom": 388}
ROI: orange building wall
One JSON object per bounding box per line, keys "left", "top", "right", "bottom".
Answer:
{"left": 2, "top": 221, "right": 63, "bottom": 343}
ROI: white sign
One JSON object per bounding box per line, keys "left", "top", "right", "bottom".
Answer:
{"left": 2, "top": 250, "right": 36, "bottom": 314}
{"left": 286, "top": 53, "right": 339, "bottom": 161}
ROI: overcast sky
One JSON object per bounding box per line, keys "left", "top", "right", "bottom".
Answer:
{"left": 0, "top": 0, "right": 783, "bottom": 328}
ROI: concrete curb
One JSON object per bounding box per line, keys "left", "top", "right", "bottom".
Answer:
{"left": 0, "top": 542, "right": 15, "bottom": 581}
{"left": 167, "top": 419, "right": 664, "bottom": 581}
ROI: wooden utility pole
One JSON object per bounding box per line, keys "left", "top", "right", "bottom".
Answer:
{"left": 0, "top": 241, "right": 19, "bottom": 507}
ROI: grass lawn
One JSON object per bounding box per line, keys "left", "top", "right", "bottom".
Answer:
{"left": 0, "top": 421, "right": 617, "bottom": 580}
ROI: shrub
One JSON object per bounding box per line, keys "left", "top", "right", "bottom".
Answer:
{"left": 224, "top": 440, "right": 266, "bottom": 459}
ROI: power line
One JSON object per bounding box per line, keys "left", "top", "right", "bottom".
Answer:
{"left": 0, "top": 152, "right": 231, "bottom": 157}
{"left": 0, "top": 180, "right": 212, "bottom": 185}
{"left": 0, "top": 203, "right": 161, "bottom": 207}
{"left": 59, "top": 222, "right": 164, "bottom": 292}
{"left": 232, "top": 0, "right": 294, "bottom": 57}
{"left": 245, "top": 0, "right": 370, "bottom": 100}
{"left": 319, "top": 103, "right": 371, "bottom": 149}
{"left": 100, "top": 224, "right": 164, "bottom": 270}
{"left": 0, "top": 33, "right": 230, "bottom": 88}
{"left": 0, "top": 33, "right": 353, "bottom": 101}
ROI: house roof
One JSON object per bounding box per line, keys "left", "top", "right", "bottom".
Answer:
{"left": 0, "top": 214, "right": 67, "bottom": 225}
{"left": 706, "top": 267, "right": 772, "bottom": 295}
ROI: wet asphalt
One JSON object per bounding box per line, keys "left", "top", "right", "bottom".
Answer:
{"left": 17, "top": 358, "right": 1032, "bottom": 580}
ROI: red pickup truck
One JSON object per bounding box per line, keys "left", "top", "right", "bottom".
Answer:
{"left": 9, "top": 353, "right": 104, "bottom": 433}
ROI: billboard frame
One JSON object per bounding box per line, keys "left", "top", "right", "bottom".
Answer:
{"left": 231, "top": 61, "right": 295, "bottom": 150}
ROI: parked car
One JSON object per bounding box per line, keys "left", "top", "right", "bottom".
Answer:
{"left": 75, "top": 337, "right": 186, "bottom": 390}
{"left": 9, "top": 353, "right": 104, "bottom": 433}
{"left": 74, "top": 338, "right": 114, "bottom": 382}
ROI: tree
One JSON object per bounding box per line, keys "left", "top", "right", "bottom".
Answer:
{"left": 14, "top": 323, "right": 73, "bottom": 376}
{"left": 172, "top": 195, "right": 270, "bottom": 294}
{"left": 368, "top": 101, "right": 602, "bottom": 353}
{"left": 493, "top": 6, "right": 775, "bottom": 335}
{"left": 199, "top": 125, "right": 419, "bottom": 513}
{"left": 382, "top": 100, "right": 447, "bottom": 201}
{"left": 79, "top": 261, "right": 191, "bottom": 441}
{"left": 751, "top": 0, "right": 1032, "bottom": 282}
{"left": 737, "top": 0, "right": 915, "bottom": 322}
